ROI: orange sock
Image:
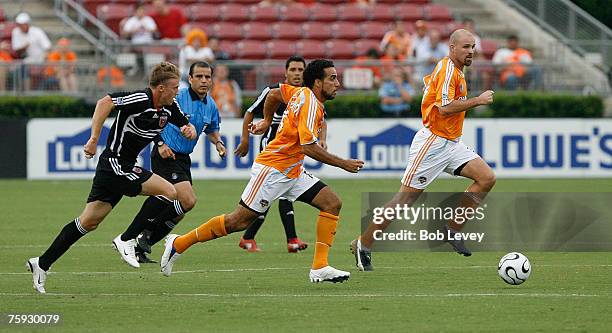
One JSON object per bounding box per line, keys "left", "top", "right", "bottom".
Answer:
{"left": 312, "top": 212, "right": 339, "bottom": 269}
{"left": 173, "top": 215, "right": 228, "bottom": 253}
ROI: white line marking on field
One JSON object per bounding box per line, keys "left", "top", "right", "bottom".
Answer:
{"left": 0, "top": 292, "right": 602, "bottom": 298}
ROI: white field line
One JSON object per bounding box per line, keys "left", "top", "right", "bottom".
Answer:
{"left": 0, "top": 292, "right": 603, "bottom": 298}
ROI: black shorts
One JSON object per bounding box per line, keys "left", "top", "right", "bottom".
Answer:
{"left": 259, "top": 124, "right": 279, "bottom": 152}
{"left": 87, "top": 156, "right": 153, "bottom": 207}
{"left": 151, "top": 146, "right": 192, "bottom": 184}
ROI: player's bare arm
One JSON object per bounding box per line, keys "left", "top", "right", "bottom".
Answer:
{"left": 158, "top": 143, "right": 175, "bottom": 160}
{"left": 250, "top": 88, "right": 283, "bottom": 135}
{"left": 180, "top": 124, "right": 197, "bottom": 140}
{"left": 207, "top": 132, "right": 226, "bottom": 158}
{"left": 319, "top": 120, "right": 328, "bottom": 150}
{"left": 235, "top": 111, "right": 255, "bottom": 157}
{"left": 84, "top": 95, "right": 114, "bottom": 159}
{"left": 302, "top": 142, "right": 364, "bottom": 173}
{"left": 439, "top": 90, "right": 494, "bottom": 116}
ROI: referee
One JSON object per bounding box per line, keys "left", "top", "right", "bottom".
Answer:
{"left": 123, "top": 61, "right": 226, "bottom": 263}
{"left": 234, "top": 56, "right": 327, "bottom": 253}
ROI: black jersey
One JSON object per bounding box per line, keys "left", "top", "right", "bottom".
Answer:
{"left": 246, "top": 83, "right": 286, "bottom": 138}
{"left": 105, "top": 88, "right": 189, "bottom": 163}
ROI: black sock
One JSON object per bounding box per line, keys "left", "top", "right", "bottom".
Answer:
{"left": 38, "top": 218, "right": 88, "bottom": 271}
{"left": 147, "top": 220, "right": 177, "bottom": 246}
{"left": 121, "top": 196, "right": 173, "bottom": 241}
{"left": 243, "top": 212, "right": 267, "bottom": 240}
{"left": 279, "top": 199, "right": 297, "bottom": 240}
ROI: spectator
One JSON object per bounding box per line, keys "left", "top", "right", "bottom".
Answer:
{"left": 45, "top": 38, "right": 77, "bottom": 93}
{"left": 353, "top": 47, "right": 382, "bottom": 87}
{"left": 0, "top": 41, "right": 14, "bottom": 91}
{"left": 149, "top": 0, "right": 187, "bottom": 39}
{"left": 380, "top": 20, "right": 413, "bottom": 60}
{"left": 411, "top": 20, "right": 430, "bottom": 57}
{"left": 414, "top": 30, "right": 449, "bottom": 82}
{"left": 97, "top": 65, "right": 125, "bottom": 88}
{"left": 179, "top": 28, "right": 214, "bottom": 82}
{"left": 211, "top": 64, "right": 242, "bottom": 118}
{"left": 208, "top": 36, "right": 231, "bottom": 61}
{"left": 492, "top": 35, "right": 541, "bottom": 90}
{"left": 11, "top": 13, "right": 51, "bottom": 64}
{"left": 378, "top": 66, "right": 415, "bottom": 117}
{"left": 121, "top": 3, "right": 158, "bottom": 45}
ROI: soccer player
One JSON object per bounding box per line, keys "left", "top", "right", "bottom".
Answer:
{"left": 126, "top": 61, "right": 226, "bottom": 263}
{"left": 26, "top": 62, "right": 196, "bottom": 293}
{"left": 351, "top": 29, "right": 496, "bottom": 271}
{"left": 234, "top": 55, "right": 319, "bottom": 253}
{"left": 161, "top": 59, "right": 365, "bottom": 283}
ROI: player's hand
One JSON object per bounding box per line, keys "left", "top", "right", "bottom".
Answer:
{"left": 158, "top": 144, "right": 175, "bottom": 160}
{"left": 249, "top": 120, "right": 270, "bottom": 135}
{"left": 215, "top": 141, "right": 226, "bottom": 159}
{"left": 234, "top": 140, "right": 249, "bottom": 157}
{"left": 318, "top": 140, "right": 328, "bottom": 151}
{"left": 479, "top": 90, "right": 495, "bottom": 105}
{"left": 180, "top": 124, "right": 197, "bottom": 140}
{"left": 83, "top": 138, "right": 98, "bottom": 159}
{"left": 342, "top": 159, "right": 365, "bottom": 173}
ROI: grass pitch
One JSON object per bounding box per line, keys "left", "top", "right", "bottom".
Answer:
{"left": 1, "top": 178, "right": 611, "bottom": 332}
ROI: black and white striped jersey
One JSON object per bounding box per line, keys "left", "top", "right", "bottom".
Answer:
{"left": 246, "top": 83, "right": 286, "bottom": 144}
{"left": 104, "top": 88, "right": 189, "bottom": 163}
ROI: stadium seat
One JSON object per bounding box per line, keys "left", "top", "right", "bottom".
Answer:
{"left": 219, "top": 40, "right": 237, "bottom": 57}
{"left": 250, "top": 5, "right": 280, "bottom": 22}
{"left": 211, "top": 22, "right": 243, "bottom": 41}
{"left": 368, "top": 4, "right": 394, "bottom": 22}
{"left": 279, "top": 3, "right": 310, "bottom": 22}
{"left": 425, "top": 4, "right": 453, "bottom": 22}
{"left": 319, "top": 0, "right": 344, "bottom": 4}
{"left": 242, "top": 22, "right": 274, "bottom": 40}
{"left": 236, "top": 40, "right": 268, "bottom": 59}
{"left": 336, "top": 3, "right": 368, "bottom": 22}
{"left": 332, "top": 22, "right": 362, "bottom": 40}
{"left": 189, "top": 4, "right": 221, "bottom": 23}
{"left": 0, "top": 22, "right": 15, "bottom": 41}
{"left": 394, "top": 4, "right": 424, "bottom": 21}
{"left": 301, "top": 23, "right": 333, "bottom": 40}
{"left": 480, "top": 39, "right": 498, "bottom": 60}
{"left": 221, "top": 4, "right": 250, "bottom": 22}
{"left": 172, "top": 0, "right": 199, "bottom": 4}
{"left": 97, "top": 4, "right": 133, "bottom": 34}
{"left": 187, "top": 22, "right": 215, "bottom": 37}
{"left": 267, "top": 40, "right": 298, "bottom": 59}
{"left": 325, "top": 39, "right": 355, "bottom": 59}
{"left": 232, "top": 0, "right": 261, "bottom": 4}
{"left": 309, "top": 4, "right": 338, "bottom": 22}
{"left": 296, "top": 40, "right": 326, "bottom": 59}
{"left": 266, "top": 66, "right": 287, "bottom": 84}
{"left": 82, "top": 0, "right": 108, "bottom": 15}
{"left": 360, "top": 22, "right": 391, "bottom": 40}
{"left": 354, "top": 39, "right": 381, "bottom": 54}
{"left": 272, "top": 22, "right": 303, "bottom": 41}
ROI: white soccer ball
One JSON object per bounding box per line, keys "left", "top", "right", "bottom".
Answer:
{"left": 498, "top": 252, "right": 531, "bottom": 285}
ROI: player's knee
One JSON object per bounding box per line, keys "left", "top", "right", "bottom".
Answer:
{"left": 480, "top": 171, "right": 496, "bottom": 191}
{"left": 79, "top": 217, "right": 102, "bottom": 232}
{"left": 162, "top": 186, "right": 178, "bottom": 200}
{"left": 321, "top": 196, "right": 342, "bottom": 215}
{"left": 181, "top": 195, "right": 197, "bottom": 212}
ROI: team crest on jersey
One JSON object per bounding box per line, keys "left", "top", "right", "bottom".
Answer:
{"left": 259, "top": 199, "right": 269, "bottom": 208}
{"left": 159, "top": 115, "right": 168, "bottom": 127}
{"left": 132, "top": 166, "right": 142, "bottom": 174}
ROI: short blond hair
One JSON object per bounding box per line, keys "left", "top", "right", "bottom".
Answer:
{"left": 149, "top": 61, "right": 179, "bottom": 87}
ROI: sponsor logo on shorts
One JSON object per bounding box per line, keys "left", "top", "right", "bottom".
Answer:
{"left": 171, "top": 173, "right": 178, "bottom": 180}
{"left": 259, "top": 199, "right": 269, "bottom": 208}
{"left": 418, "top": 176, "right": 427, "bottom": 184}
{"left": 132, "top": 166, "right": 142, "bottom": 174}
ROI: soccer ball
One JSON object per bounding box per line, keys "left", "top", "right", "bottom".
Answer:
{"left": 498, "top": 252, "right": 531, "bottom": 285}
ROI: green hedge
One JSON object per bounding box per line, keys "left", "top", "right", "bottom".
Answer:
{"left": 0, "top": 93, "right": 604, "bottom": 119}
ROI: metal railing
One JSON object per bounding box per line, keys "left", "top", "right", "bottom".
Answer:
{"left": 505, "top": 0, "right": 612, "bottom": 72}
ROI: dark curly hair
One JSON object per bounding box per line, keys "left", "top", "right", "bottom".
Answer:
{"left": 303, "top": 59, "right": 334, "bottom": 89}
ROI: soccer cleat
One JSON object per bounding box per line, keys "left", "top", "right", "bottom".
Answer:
{"left": 350, "top": 238, "right": 373, "bottom": 271}
{"left": 287, "top": 238, "right": 308, "bottom": 253}
{"left": 136, "top": 250, "right": 157, "bottom": 264}
{"left": 26, "top": 257, "right": 47, "bottom": 294}
{"left": 112, "top": 234, "right": 140, "bottom": 268}
{"left": 136, "top": 230, "right": 152, "bottom": 254}
{"left": 309, "top": 266, "right": 350, "bottom": 283}
{"left": 444, "top": 225, "right": 472, "bottom": 257}
{"left": 160, "top": 234, "right": 181, "bottom": 277}
{"left": 238, "top": 236, "right": 261, "bottom": 252}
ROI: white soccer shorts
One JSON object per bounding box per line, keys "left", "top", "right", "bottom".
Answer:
{"left": 401, "top": 127, "right": 479, "bottom": 189}
{"left": 241, "top": 162, "right": 320, "bottom": 213}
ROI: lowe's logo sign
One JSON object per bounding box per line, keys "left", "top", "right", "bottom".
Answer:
{"left": 350, "top": 124, "right": 417, "bottom": 171}
{"left": 48, "top": 127, "right": 150, "bottom": 172}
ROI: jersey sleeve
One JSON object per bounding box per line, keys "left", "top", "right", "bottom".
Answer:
{"left": 246, "top": 86, "right": 270, "bottom": 116}
{"left": 168, "top": 98, "right": 189, "bottom": 128}
{"left": 108, "top": 91, "right": 150, "bottom": 115}
{"left": 434, "top": 61, "right": 458, "bottom": 108}
{"left": 297, "top": 92, "right": 323, "bottom": 146}
{"left": 279, "top": 84, "right": 299, "bottom": 104}
{"left": 205, "top": 103, "right": 221, "bottom": 134}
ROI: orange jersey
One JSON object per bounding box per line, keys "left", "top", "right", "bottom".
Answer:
{"left": 421, "top": 57, "right": 468, "bottom": 140}
{"left": 255, "top": 84, "right": 325, "bottom": 178}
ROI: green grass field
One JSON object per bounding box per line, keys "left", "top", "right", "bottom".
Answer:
{"left": 1, "top": 178, "right": 612, "bottom": 332}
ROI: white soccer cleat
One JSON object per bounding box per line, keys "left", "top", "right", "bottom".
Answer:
{"left": 26, "top": 257, "right": 47, "bottom": 294}
{"left": 160, "top": 234, "right": 181, "bottom": 277}
{"left": 112, "top": 234, "right": 140, "bottom": 268}
{"left": 309, "top": 266, "right": 350, "bottom": 283}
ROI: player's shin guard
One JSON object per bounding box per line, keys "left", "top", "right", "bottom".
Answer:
{"left": 173, "top": 215, "right": 228, "bottom": 253}
{"left": 38, "top": 218, "right": 88, "bottom": 271}
{"left": 279, "top": 198, "right": 297, "bottom": 240}
{"left": 312, "top": 212, "right": 339, "bottom": 269}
